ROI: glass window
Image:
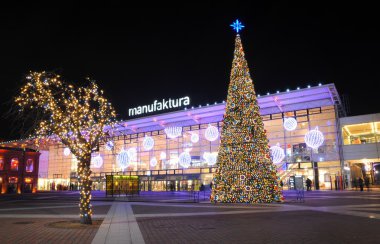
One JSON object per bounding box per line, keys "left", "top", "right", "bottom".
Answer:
{"left": 11, "top": 158, "right": 19, "bottom": 171}
{"left": 342, "top": 122, "right": 379, "bottom": 145}
{"left": 26, "top": 159, "right": 34, "bottom": 172}
{"left": 0, "top": 158, "right": 4, "bottom": 170}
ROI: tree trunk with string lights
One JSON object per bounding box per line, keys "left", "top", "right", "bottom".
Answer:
{"left": 78, "top": 156, "right": 93, "bottom": 224}
{"left": 14, "top": 71, "right": 116, "bottom": 224}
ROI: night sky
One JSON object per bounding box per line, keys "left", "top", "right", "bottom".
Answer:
{"left": 0, "top": 3, "right": 379, "bottom": 141}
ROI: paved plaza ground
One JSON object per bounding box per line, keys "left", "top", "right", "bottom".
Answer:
{"left": 0, "top": 190, "right": 380, "bottom": 243}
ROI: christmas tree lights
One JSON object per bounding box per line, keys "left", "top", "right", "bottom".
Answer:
{"left": 15, "top": 71, "right": 116, "bottom": 224}
{"left": 211, "top": 21, "right": 283, "bottom": 203}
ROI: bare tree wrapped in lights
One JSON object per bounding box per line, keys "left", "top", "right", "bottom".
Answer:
{"left": 15, "top": 71, "right": 116, "bottom": 224}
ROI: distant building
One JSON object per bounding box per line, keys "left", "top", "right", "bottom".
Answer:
{"left": 340, "top": 113, "right": 380, "bottom": 187}
{"left": 0, "top": 147, "right": 40, "bottom": 194}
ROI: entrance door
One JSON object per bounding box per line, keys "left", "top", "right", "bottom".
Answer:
{"left": 24, "top": 183, "right": 32, "bottom": 193}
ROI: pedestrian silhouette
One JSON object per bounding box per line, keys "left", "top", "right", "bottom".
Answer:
{"left": 364, "top": 176, "right": 370, "bottom": 191}
{"left": 306, "top": 178, "right": 312, "bottom": 191}
{"left": 200, "top": 184, "right": 205, "bottom": 191}
{"left": 352, "top": 178, "right": 358, "bottom": 190}
{"left": 358, "top": 177, "right": 364, "bottom": 191}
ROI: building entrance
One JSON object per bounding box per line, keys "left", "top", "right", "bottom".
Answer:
{"left": 105, "top": 175, "right": 139, "bottom": 196}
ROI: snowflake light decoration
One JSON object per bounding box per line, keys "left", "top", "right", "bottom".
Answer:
{"left": 178, "top": 152, "right": 191, "bottom": 168}
{"left": 270, "top": 143, "right": 285, "bottom": 164}
{"left": 91, "top": 154, "right": 103, "bottom": 168}
{"left": 164, "top": 126, "right": 182, "bottom": 139}
{"left": 283, "top": 117, "right": 297, "bottom": 131}
{"left": 305, "top": 126, "right": 324, "bottom": 149}
{"left": 205, "top": 125, "right": 219, "bottom": 142}
{"left": 142, "top": 136, "right": 154, "bottom": 151}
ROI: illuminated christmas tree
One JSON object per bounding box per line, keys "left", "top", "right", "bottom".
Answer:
{"left": 211, "top": 20, "right": 283, "bottom": 203}
{"left": 15, "top": 72, "right": 116, "bottom": 224}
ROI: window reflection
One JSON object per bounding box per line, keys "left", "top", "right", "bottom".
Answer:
{"left": 11, "top": 158, "right": 19, "bottom": 171}
{"left": 342, "top": 122, "right": 380, "bottom": 145}
{"left": 26, "top": 159, "right": 34, "bottom": 172}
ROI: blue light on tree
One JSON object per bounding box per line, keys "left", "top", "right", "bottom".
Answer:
{"left": 230, "top": 19, "right": 245, "bottom": 33}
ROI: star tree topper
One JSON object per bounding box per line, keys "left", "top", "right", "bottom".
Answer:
{"left": 230, "top": 19, "right": 245, "bottom": 33}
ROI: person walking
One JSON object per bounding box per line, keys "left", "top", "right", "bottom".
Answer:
{"left": 358, "top": 177, "right": 364, "bottom": 191}
{"left": 364, "top": 176, "right": 370, "bottom": 191}
{"left": 352, "top": 178, "right": 358, "bottom": 190}
{"left": 306, "top": 178, "right": 312, "bottom": 191}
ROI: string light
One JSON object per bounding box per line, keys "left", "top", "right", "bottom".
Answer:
{"left": 150, "top": 157, "right": 158, "bottom": 167}
{"left": 117, "top": 149, "right": 129, "bottom": 169}
{"left": 270, "top": 144, "right": 285, "bottom": 164}
{"left": 178, "top": 151, "right": 191, "bottom": 168}
{"left": 160, "top": 151, "right": 167, "bottom": 160}
{"left": 142, "top": 136, "right": 154, "bottom": 151}
{"left": 15, "top": 71, "right": 116, "bottom": 224}
{"left": 105, "top": 140, "right": 114, "bottom": 151}
{"left": 190, "top": 133, "right": 199, "bottom": 143}
{"left": 205, "top": 125, "right": 219, "bottom": 142}
{"left": 64, "top": 147, "right": 71, "bottom": 156}
{"left": 91, "top": 154, "right": 103, "bottom": 168}
{"left": 203, "top": 152, "right": 218, "bottom": 165}
{"left": 283, "top": 117, "right": 297, "bottom": 131}
{"left": 164, "top": 126, "right": 182, "bottom": 139}
{"left": 305, "top": 126, "right": 324, "bottom": 149}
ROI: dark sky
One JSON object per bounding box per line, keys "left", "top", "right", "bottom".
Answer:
{"left": 0, "top": 3, "right": 379, "bottom": 141}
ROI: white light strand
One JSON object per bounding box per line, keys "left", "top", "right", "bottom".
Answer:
{"left": 283, "top": 117, "right": 297, "bottom": 131}
{"left": 150, "top": 157, "right": 158, "bottom": 167}
{"left": 203, "top": 152, "right": 218, "bottom": 165}
{"left": 164, "top": 126, "right": 182, "bottom": 139}
{"left": 205, "top": 125, "right": 219, "bottom": 142}
{"left": 142, "top": 136, "right": 154, "bottom": 151}
{"left": 105, "top": 141, "right": 114, "bottom": 151}
{"left": 178, "top": 151, "right": 191, "bottom": 168}
{"left": 305, "top": 126, "right": 324, "bottom": 149}
{"left": 270, "top": 143, "right": 285, "bottom": 164}
{"left": 117, "top": 149, "right": 129, "bottom": 170}
{"left": 190, "top": 133, "right": 199, "bottom": 143}
{"left": 64, "top": 147, "right": 71, "bottom": 156}
{"left": 91, "top": 154, "right": 103, "bottom": 168}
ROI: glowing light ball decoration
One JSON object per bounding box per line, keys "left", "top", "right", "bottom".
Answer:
{"left": 160, "top": 151, "right": 167, "bottom": 160}
{"left": 105, "top": 140, "right": 114, "bottom": 151}
{"left": 143, "top": 136, "right": 154, "bottom": 151}
{"left": 64, "top": 147, "right": 71, "bottom": 156}
{"left": 164, "top": 126, "right": 182, "bottom": 139}
{"left": 91, "top": 155, "right": 103, "bottom": 168}
{"left": 127, "top": 147, "right": 137, "bottom": 162}
{"left": 305, "top": 126, "right": 324, "bottom": 149}
{"left": 283, "top": 117, "right": 297, "bottom": 131}
{"left": 150, "top": 157, "right": 158, "bottom": 167}
{"left": 270, "top": 144, "right": 285, "bottom": 164}
{"left": 205, "top": 125, "right": 219, "bottom": 142}
{"left": 117, "top": 149, "right": 129, "bottom": 170}
{"left": 178, "top": 152, "right": 191, "bottom": 168}
{"left": 190, "top": 133, "right": 199, "bottom": 143}
{"left": 203, "top": 152, "right": 218, "bottom": 166}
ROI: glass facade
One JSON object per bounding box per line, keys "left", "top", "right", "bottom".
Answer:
{"left": 37, "top": 104, "right": 341, "bottom": 191}
{"left": 342, "top": 122, "right": 380, "bottom": 145}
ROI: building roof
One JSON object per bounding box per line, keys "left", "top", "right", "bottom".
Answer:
{"left": 0, "top": 83, "right": 341, "bottom": 149}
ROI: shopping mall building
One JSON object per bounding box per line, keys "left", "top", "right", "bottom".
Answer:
{"left": 1, "top": 83, "right": 379, "bottom": 192}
